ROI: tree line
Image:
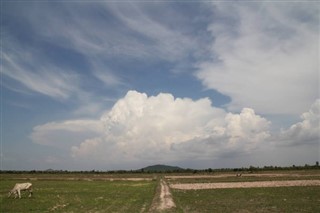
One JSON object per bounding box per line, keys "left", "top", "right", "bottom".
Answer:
{"left": 1, "top": 162, "right": 319, "bottom": 174}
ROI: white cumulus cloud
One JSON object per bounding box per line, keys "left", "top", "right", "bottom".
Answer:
{"left": 172, "top": 107, "right": 271, "bottom": 159}
{"left": 224, "top": 108, "right": 271, "bottom": 149}
{"left": 31, "top": 91, "right": 319, "bottom": 168}
{"left": 277, "top": 99, "right": 320, "bottom": 146}
{"left": 71, "top": 91, "right": 271, "bottom": 165}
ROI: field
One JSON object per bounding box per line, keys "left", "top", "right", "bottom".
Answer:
{"left": 0, "top": 174, "right": 157, "bottom": 213}
{"left": 1, "top": 170, "right": 320, "bottom": 212}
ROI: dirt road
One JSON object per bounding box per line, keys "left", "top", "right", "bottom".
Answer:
{"left": 149, "top": 179, "right": 176, "bottom": 212}
{"left": 159, "top": 179, "right": 176, "bottom": 210}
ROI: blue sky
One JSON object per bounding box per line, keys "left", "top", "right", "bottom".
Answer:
{"left": 1, "top": 1, "right": 319, "bottom": 170}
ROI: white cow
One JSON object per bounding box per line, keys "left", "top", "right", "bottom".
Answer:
{"left": 8, "top": 182, "right": 33, "bottom": 199}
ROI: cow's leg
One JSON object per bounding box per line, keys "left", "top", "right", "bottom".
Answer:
{"left": 28, "top": 188, "right": 33, "bottom": 197}
{"left": 18, "top": 189, "right": 21, "bottom": 199}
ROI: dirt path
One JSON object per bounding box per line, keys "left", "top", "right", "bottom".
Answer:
{"left": 159, "top": 179, "right": 176, "bottom": 210}
{"left": 149, "top": 179, "right": 176, "bottom": 212}
{"left": 170, "top": 179, "right": 320, "bottom": 190}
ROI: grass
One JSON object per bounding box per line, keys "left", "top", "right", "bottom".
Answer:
{"left": 172, "top": 186, "right": 320, "bottom": 213}
{"left": 1, "top": 170, "right": 319, "bottom": 212}
{"left": 0, "top": 179, "right": 157, "bottom": 212}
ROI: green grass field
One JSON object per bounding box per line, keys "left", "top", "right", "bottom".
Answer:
{"left": 172, "top": 186, "right": 320, "bottom": 213}
{"left": 1, "top": 170, "right": 319, "bottom": 213}
{"left": 0, "top": 179, "right": 157, "bottom": 212}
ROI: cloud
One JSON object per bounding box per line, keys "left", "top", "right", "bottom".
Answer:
{"left": 93, "top": 70, "right": 122, "bottom": 87}
{"left": 31, "top": 120, "right": 104, "bottom": 148}
{"left": 3, "top": 2, "right": 205, "bottom": 108}
{"left": 93, "top": 90, "right": 226, "bottom": 162}
{"left": 71, "top": 138, "right": 103, "bottom": 159}
{"left": 106, "top": 2, "right": 196, "bottom": 62}
{"left": 70, "top": 90, "right": 270, "bottom": 165}
{"left": 17, "top": 2, "right": 197, "bottom": 63}
{"left": 277, "top": 99, "right": 320, "bottom": 146}
{"left": 2, "top": 50, "right": 79, "bottom": 100}
{"left": 225, "top": 108, "right": 271, "bottom": 148}
{"left": 2, "top": 36, "right": 116, "bottom": 116}
{"left": 172, "top": 108, "right": 271, "bottom": 159}
{"left": 196, "top": 2, "right": 319, "bottom": 115}
{"left": 2, "top": 3, "right": 127, "bottom": 112}
{"left": 32, "top": 91, "right": 319, "bottom": 168}
{"left": 2, "top": 38, "right": 106, "bottom": 117}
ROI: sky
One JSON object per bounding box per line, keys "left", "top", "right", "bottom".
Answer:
{"left": 1, "top": 1, "right": 319, "bottom": 171}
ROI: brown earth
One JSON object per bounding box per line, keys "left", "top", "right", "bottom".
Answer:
{"left": 170, "top": 179, "right": 320, "bottom": 190}
{"left": 166, "top": 173, "right": 320, "bottom": 179}
{"left": 16, "top": 177, "right": 153, "bottom": 181}
{"left": 159, "top": 179, "right": 176, "bottom": 210}
{"left": 149, "top": 179, "right": 176, "bottom": 212}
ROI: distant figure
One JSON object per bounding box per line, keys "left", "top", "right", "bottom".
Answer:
{"left": 8, "top": 183, "right": 33, "bottom": 199}
{"left": 236, "top": 173, "right": 242, "bottom": 177}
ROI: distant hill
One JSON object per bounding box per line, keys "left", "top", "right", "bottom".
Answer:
{"left": 141, "top": 164, "right": 184, "bottom": 172}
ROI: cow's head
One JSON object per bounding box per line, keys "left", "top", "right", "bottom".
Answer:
{"left": 8, "top": 190, "right": 17, "bottom": 198}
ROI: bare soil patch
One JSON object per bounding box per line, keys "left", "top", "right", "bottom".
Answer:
{"left": 166, "top": 173, "right": 320, "bottom": 179}
{"left": 109, "top": 178, "right": 152, "bottom": 181}
{"left": 170, "top": 179, "right": 320, "bottom": 190}
{"left": 149, "top": 179, "right": 176, "bottom": 212}
{"left": 159, "top": 179, "right": 176, "bottom": 210}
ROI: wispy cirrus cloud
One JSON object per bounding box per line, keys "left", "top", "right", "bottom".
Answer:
{"left": 91, "top": 61, "right": 125, "bottom": 87}
{"left": 3, "top": 2, "right": 206, "bottom": 104}
{"left": 2, "top": 49, "right": 79, "bottom": 100}
{"left": 41, "top": 2, "right": 199, "bottom": 62}
{"left": 106, "top": 2, "right": 197, "bottom": 62}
